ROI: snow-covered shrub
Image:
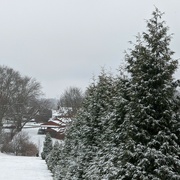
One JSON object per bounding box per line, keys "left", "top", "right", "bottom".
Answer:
{"left": 41, "top": 133, "right": 53, "bottom": 160}
{"left": 0, "top": 130, "right": 12, "bottom": 153}
{"left": 1, "top": 131, "right": 38, "bottom": 156}
{"left": 46, "top": 141, "right": 62, "bottom": 173}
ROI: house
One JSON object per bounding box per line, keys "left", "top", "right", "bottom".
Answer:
{"left": 38, "top": 109, "right": 72, "bottom": 140}
{"left": 38, "top": 121, "right": 65, "bottom": 139}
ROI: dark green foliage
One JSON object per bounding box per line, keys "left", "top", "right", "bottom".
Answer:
{"left": 53, "top": 71, "right": 130, "bottom": 179}
{"left": 41, "top": 133, "right": 53, "bottom": 160}
{"left": 51, "top": 8, "right": 180, "bottom": 179}
{"left": 117, "top": 8, "right": 180, "bottom": 179}
{"left": 46, "top": 141, "right": 62, "bottom": 173}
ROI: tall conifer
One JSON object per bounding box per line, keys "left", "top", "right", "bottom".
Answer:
{"left": 54, "top": 72, "right": 116, "bottom": 179}
{"left": 118, "top": 8, "right": 180, "bottom": 179}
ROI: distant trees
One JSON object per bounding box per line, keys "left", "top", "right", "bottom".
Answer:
{"left": 35, "top": 99, "right": 53, "bottom": 123}
{"left": 51, "top": 8, "right": 180, "bottom": 179}
{"left": 58, "top": 86, "right": 84, "bottom": 116}
{"left": 8, "top": 77, "right": 42, "bottom": 132}
{"left": 0, "top": 66, "right": 21, "bottom": 128}
{"left": 0, "top": 65, "right": 44, "bottom": 137}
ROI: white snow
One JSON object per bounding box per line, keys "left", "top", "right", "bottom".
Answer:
{"left": 0, "top": 122, "right": 63, "bottom": 180}
{"left": 0, "top": 153, "right": 53, "bottom": 180}
{"left": 22, "top": 126, "right": 46, "bottom": 153}
{"left": 22, "top": 122, "right": 64, "bottom": 153}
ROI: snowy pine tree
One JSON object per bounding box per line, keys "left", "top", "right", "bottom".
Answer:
{"left": 53, "top": 8, "right": 180, "bottom": 180}
{"left": 54, "top": 72, "right": 117, "bottom": 179}
{"left": 118, "top": 8, "right": 180, "bottom": 179}
{"left": 46, "top": 141, "right": 62, "bottom": 173}
{"left": 84, "top": 72, "right": 130, "bottom": 179}
{"left": 41, "top": 133, "right": 53, "bottom": 160}
{"left": 81, "top": 72, "right": 116, "bottom": 179}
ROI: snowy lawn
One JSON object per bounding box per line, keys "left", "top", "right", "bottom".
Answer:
{"left": 22, "top": 126, "right": 46, "bottom": 153}
{"left": 0, "top": 123, "right": 63, "bottom": 180}
{"left": 0, "top": 153, "right": 53, "bottom": 180}
{"left": 22, "top": 122, "right": 64, "bottom": 153}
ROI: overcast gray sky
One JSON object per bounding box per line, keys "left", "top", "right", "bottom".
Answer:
{"left": 0, "top": 0, "right": 180, "bottom": 98}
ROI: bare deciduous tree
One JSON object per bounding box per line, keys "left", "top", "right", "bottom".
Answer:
{"left": 35, "top": 98, "right": 53, "bottom": 123}
{"left": 0, "top": 66, "right": 20, "bottom": 127}
{"left": 0, "top": 65, "right": 45, "bottom": 138}
{"left": 58, "top": 86, "right": 84, "bottom": 116}
{"left": 1, "top": 131, "right": 38, "bottom": 156}
{"left": 8, "top": 76, "right": 42, "bottom": 133}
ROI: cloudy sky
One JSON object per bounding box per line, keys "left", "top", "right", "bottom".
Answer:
{"left": 0, "top": 0, "right": 180, "bottom": 98}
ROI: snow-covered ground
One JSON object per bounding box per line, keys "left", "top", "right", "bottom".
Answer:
{"left": 22, "top": 122, "right": 64, "bottom": 153}
{"left": 0, "top": 122, "right": 64, "bottom": 180}
{"left": 22, "top": 126, "right": 46, "bottom": 153}
{"left": 0, "top": 153, "right": 53, "bottom": 180}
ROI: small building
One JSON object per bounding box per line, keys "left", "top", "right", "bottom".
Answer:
{"left": 38, "top": 120, "right": 67, "bottom": 140}
{"left": 40, "top": 121, "right": 61, "bottom": 129}
{"left": 38, "top": 108, "right": 73, "bottom": 140}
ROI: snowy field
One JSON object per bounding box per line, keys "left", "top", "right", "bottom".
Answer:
{"left": 0, "top": 153, "right": 53, "bottom": 180}
{"left": 22, "top": 122, "right": 64, "bottom": 153}
{"left": 22, "top": 125, "right": 46, "bottom": 153}
{"left": 0, "top": 122, "right": 64, "bottom": 180}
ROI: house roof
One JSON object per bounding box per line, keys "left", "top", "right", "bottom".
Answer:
{"left": 40, "top": 121, "right": 60, "bottom": 128}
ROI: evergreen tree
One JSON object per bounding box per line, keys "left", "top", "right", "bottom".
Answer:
{"left": 46, "top": 141, "right": 62, "bottom": 173}
{"left": 41, "top": 133, "right": 53, "bottom": 160}
{"left": 84, "top": 72, "right": 130, "bottom": 179}
{"left": 54, "top": 72, "right": 117, "bottom": 179}
{"left": 53, "top": 71, "right": 130, "bottom": 179}
{"left": 53, "top": 8, "right": 180, "bottom": 180}
{"left": 81, "top": 72, "right": 116, "bottom": 179}
{"left": 118, "top": 8, "right": 180, "bottom": 179}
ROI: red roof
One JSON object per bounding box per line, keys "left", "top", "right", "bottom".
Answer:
{"left": 41, "top": 121, "right": 60, "bottom": 128}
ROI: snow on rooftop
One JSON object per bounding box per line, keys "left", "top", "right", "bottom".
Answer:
{"left": 41, "top": 121, "right": 60, "bottom": 127}
{"left": 52, "top": 108, "right": 72, "bottom": 117}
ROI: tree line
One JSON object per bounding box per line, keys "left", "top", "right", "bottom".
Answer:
{"left": 43, "top": 8, "right": 180, "bottom": 179}
{"left": 0, "top": 66, "right": 46, "bottom": 155}
{"left": 0, "top": 65, "right": 49, "bottom": 137}
{"left": 0, "top": 64, "right": 84, "bottom": 155}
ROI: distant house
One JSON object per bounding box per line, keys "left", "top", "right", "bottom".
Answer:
{"left": 38, "top": 109, "right": 72, "bottom": 140}
{"left": 40, "top": 121, "right": 61, "bottom": 129}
